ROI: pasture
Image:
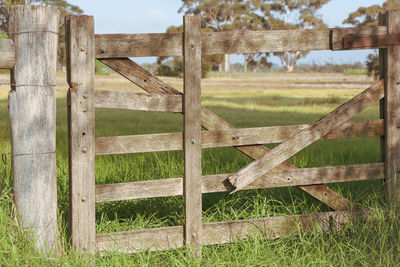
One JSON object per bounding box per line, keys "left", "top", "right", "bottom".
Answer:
{"left": 0, "top": 71, "right": 398, "bottom": 266}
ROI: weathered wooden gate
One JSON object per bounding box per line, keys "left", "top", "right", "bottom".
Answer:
{"left": 66, "top": 12, "right": 400, "bottom": 254}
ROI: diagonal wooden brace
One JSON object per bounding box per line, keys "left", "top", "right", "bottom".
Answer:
{"left": 228, "top": 80, "right": 384, "bottom": 193}
{"left": 99, "top": 58, "right": 354, "bottom": 211}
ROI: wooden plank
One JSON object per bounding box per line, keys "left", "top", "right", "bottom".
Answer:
{"left": 343, "top": 33, "right": 400, "bottom": 50}
{"left": 66, "top": 15, "right": 96, "bottom": 253}
{"left": 101, "top": 58, "right": 353, "bottom": 211}
{"left": 95, "top": 26, "right": 387, "bottom": 58}
{"left": 95, "top": 120, "right": 383, "bottom": 155}
{"left": 331, "top": 26, "right": 387, "bottom": 50}
{"left": 96, "top": 211, "right": 353, "bottom": 253}
{"left": 228, "top": 80, "right": 384, "bottom": 193}
{"left": 384, "top": 11, "right": 400, "bottom": 204}
{"left": 8, "top": 5, "right": 59, "bottom": 251}
{"left": 99, "top": 58, "right": 181, "bottom": 94}
{"left": 94, "top": 90, "right": 182, "bottom": 112}
{"left": 95, "top": 163, "right": 383, "bottom": 203}
{"left": 183, "top": 15, "right": 202, "bottom": 255}
{"left": 0, "top": 39, "right": 15, "bottom": 69}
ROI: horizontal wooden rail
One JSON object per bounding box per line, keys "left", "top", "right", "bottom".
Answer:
{"left": 95, "top": 119, "right": 383, "bottom": 155}
{"left": 0, "top": 39, "right": 15, "bottom": 69}
{"left": 343, "top": 33, "right": 400, "bottom": 50}
{"left": 94, "top": 90, "right": 182, "bottom": 112}
{"left": 95, "top": 163, "right": 383, "bottom": 203}
{"left": 96, "top": 210, "right": 353, "bottom": 253}
{"left": 95, "top": 26, "right": 387, "bottom": 58}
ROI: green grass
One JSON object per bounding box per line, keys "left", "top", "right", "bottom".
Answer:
{"left": 0, "top": 73, "right": 398, "bottom": 266}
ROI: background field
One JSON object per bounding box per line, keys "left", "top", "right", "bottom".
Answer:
{"left": 0, "top": 71, "right": 398, "bottom": 266}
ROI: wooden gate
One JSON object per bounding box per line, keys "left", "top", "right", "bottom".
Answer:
{"left": 66, "top": 12, "right": 400, "bottom": 254}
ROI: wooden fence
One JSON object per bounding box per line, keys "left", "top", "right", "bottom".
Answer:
{"left": 66, "top": 12, "right": 400, "bottom": 254}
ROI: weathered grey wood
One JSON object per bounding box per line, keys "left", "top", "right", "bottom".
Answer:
{"left": 102, "top": 58, "right": 353, "bottom": 211}
{"left": 384, "top": 11, "right": 400, "bottom": 204}
{"left": 95, "top": 120, "right": 383, "bottom": 155}
{"left": 8, "top": 5, "right": 59, "bottom": 251}
{"left": 99, "top": 59, "right": 181, "bottom": 94}
{"left": 0, "top": 39, "right": 15, "bottom": 69}
{"left": 66, "top": 15, "right": 96, "bottom": 253}
{"left": 94, "top": 90, "right": 182, "bottom": 112}
{"left": 95, "top": 26, "right": 387, "bottom": 58}
{"left": 183, "top": 15, "right": 202, "bottom": 255}
{"left": 343, "top": 33, "right": 400, "bottom": 50}
{"left": 96, "top": 211, "right": 353, "bottom": 253}
{"left": 228, "top": 80, "right": 384, "bottom": 192}
{"left": 331, "top": 26, "right": 387, "bottom": 50}
{"left": 95, "top": 163, "right": 383, "bottom": 203}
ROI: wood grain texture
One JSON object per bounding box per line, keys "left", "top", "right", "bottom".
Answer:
{"left": 95, "top": 120, "right": 383, "bottom": 155}
{"left": 228, "top": 80, "right": 384, "bottom": 192}
{"left": 384, "top": 11, "right": 400, "bottom": 204}
{"left": 102, "top": 58, "right": 352, "bottom": 211}
{"left": 95, "top": 26, "right": 387, "bottom": 58}
{"left": 94, "top": 90, "right": 182, "bottom": 112}
{"left": 95, "top": 163, "right": 383, "bottom": 203}
{"left": 8, "top": 5, "right": 59, "bottom": 251}
{"left": 331, "top": 26, "right": 387, "bottom": 50}
{"left": 343, "top": 33, "right": 400, "bottom": 50}
{"left": 183, "top": 15, "right": 202, "bottom": 254}
{"left": 96, "top": 211, "right": 353, "bottom": 253}
{"left": 66, "top": 15, "right": 96, "bottom": 253}
{"left": 0, "top": 39, "right": 15, "bottom": 69}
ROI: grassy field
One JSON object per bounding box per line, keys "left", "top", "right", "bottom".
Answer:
{"left": 0, "top": 71, "right": 398, "bottom": 266}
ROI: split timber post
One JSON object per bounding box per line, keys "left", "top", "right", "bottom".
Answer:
{"left": 383, "top": 11, "right": 400, "bottom": 205}
{"left": 8, "top": 6, "right": 60, "bottom": 251}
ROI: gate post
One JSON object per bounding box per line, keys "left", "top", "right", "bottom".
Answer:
{"left": 8, "top": 5, "right": 59, "bottom": 251}
{"left": 384, "top": 11, "right": 400, "bottom": 206}
{"left": 66, "top": 15, "right": 96, "bottom": 253}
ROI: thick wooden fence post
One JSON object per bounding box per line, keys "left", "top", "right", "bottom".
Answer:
{"left": 66, "top": 15, "right": 96, "bottom": 253}
{"left": 8, "top": 6, "right": 60, "bottom": 251}
{"left": 384, "top": 11, "right": 400, "bottom": 205}
{"left": 183, "top": 15, "right": 202, "bottom": 256}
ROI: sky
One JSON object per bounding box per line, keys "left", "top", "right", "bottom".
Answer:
{"left": 68, "top": 0, "right": 386, "bottom": 66}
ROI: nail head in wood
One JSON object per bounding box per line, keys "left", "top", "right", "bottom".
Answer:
{"left": 81, "top": 197, "right": 86, "bottom": 202}
{"left": 82, "top": 93, "right": 88, "bottom": 99}
{"left": 191, "top": 139, "right": 196, "bottom": 144}
{"left": 80, "top": 46, "right": 85, "bottom": 52}
{"left": 81, "top": 146, "right": 87, "bottom": 153}
{"left": 192, "top": 232, "right": 197, "bottom": 238}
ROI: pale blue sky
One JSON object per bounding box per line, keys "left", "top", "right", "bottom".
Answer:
{"left": 68, "top": 0, "right": 386, "bottom": 65}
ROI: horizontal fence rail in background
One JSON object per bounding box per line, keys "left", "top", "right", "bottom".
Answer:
{"left": 66, "top": 12, "right": 400, "bottom": 256}
{"left": 0, "top": 39, "right": 15, "bottom": 69}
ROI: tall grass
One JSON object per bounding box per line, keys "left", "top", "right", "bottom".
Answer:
{"left": 0, "top": 74, "right": 398, "bottom": 266}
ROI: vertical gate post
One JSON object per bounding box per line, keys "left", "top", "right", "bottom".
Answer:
{"left": 384, "top": 11, "right": 400, "bottom": 205}
{"left": 66, "top": 15, "right": 96, "bottom": 252}
{"left": 183, "top": 15, "right": 202, "bottom": 256}
{"left": 8, "top": 5, "right": 59, "bottom": 251}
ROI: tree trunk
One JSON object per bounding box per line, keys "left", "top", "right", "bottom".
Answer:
{"left": 224, "top": 54, "right": 230, "bottom": 72}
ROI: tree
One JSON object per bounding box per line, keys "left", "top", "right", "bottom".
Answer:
{"left": 256, "top": 0, "right": 330, "bottom": 72}
{"left": 0, "top": 0, "right": 83, "bottom": 68}
{"left": 343, "top": 0, "right": 400, "bottom": 77}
